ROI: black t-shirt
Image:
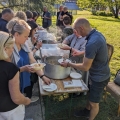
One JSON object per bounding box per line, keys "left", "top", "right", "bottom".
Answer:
{"left": 0, "top": 18, "right": 8, "bottom": 33}
{"left": 0, "top": 60, "right": 19, "bottom": 112}
{"left": 63, "top": 12, "right": 73, "bottom": 24}
{"left": 62, "top": 27, "right": 73, "bottom": 41}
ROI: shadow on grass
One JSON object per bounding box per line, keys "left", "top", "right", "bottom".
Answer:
{"left": 43, "top": 93, "right": 120, "bottom": 120}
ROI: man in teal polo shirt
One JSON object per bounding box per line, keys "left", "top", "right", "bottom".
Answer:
{"left": 61, "top": 18, "right": 110, "bottom": 120}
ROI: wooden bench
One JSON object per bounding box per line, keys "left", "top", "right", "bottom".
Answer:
{"left": 106, "top": 82, "right": 120, "bottom": 117}
{"left": 104, "top": 43, "right": 120, "bottom": 115}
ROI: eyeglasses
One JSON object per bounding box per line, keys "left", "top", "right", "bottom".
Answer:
{"left": 4, "top": 22, "right": 17, "bottom": 47}
{"left": 4, "top": 34, "right": 13, "bottom": 47}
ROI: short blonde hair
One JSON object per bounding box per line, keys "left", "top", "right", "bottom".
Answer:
{"left": 15, "top": 11, "right": 27, "bottom": 21}
{"left": 0, "top": 31, "right": 15, "bottom": 60}
{"left": 7, "top": 17, "right": 31, "bottom": 35}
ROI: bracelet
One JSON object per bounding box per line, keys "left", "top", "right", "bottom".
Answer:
{"left": 40, "top": 75, "right": 45, "bottom": 78}
{"left": 34, "top": 46, "right": 38, "bottom": 50}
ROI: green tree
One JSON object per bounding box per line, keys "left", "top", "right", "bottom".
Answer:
{"left": 107, "top": 0, "right": 120, "bottom": 18}
{"left": 77, "top": 0, "right": 120, "bottom": 18}
{"left": 3, "top": 0, "right": 61, "bottom": 13}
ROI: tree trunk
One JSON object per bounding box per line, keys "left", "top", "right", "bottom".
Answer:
{"left": 114, "top": 8, "right": 119, "bottom": 18}
{"left": 110, "top": 6, "right": 119, "bottom": 18}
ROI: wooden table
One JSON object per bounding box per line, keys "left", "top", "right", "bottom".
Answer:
{"left": 39, "top": 77, "right": 88, "bottom": 95}
{"left": 38, "top": 77, "right": 89, "bottom": 120}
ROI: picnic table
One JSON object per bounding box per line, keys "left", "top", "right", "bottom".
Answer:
{"left": 38, "top": 76, "right": 89, "bottom": 120}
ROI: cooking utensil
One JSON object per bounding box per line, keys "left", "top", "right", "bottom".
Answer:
{"left": 44, "top": 56, "right": 71, "bottom": 79}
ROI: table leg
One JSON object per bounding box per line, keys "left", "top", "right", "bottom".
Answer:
{"left": 45, "top": 96, "right": 49, "bottom": 120}
{"left": 84, "top": 71, "right": 89, "bottom": 95}
{"left": 39, "top": 94, "right": 44, "bottom": 120}
{"left": 68, "top": 93, "right": 73, "bottom": 118}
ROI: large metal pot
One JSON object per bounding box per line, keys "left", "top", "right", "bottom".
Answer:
{"left": 42, "top": 40, "right": 55, "bottom": 44}
{"left": 44, "top": 56, "right": 71, "bottom": 79}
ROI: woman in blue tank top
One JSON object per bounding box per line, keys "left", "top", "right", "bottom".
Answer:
{"left": 17, "top": 49, "right": 31, "bottom": 92}
{"left": 7, "top": 18, "right": 51, "bottom": 99}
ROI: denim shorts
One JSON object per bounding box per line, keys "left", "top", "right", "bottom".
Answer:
{"left": 89, "top": 77, "right": 110, "bottom": 103}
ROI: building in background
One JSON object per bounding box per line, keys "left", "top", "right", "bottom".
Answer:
{"left": 54, "top": 0, "right": 79, "bottom": 15}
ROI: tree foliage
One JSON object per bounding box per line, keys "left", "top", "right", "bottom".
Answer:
{"left": 1, "top": 0, "right": 61, "bottom": 13}
{"left": 77, "top": 0, "right": 120, "bottom": 18}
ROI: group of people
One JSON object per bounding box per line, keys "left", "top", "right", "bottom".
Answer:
{"left": 0, "top": 8, "right": 51, "bottom": 120}
{"left": 56, "top": 5, "right": 73, "bottom": 28}
{"left": 0, "top": 6, "right": 110, "bottom": 120}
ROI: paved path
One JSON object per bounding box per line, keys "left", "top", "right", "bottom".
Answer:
{"left": 25, "top": 82, "right": 44, "bottom": 120}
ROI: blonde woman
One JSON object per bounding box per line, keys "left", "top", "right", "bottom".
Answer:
{"left": 7, "top": 18, "right": 51, "bottom": 102}
{"left": 0, "top": 31, "right": 31, "bottom": 120}
{"left": 15, "top": 11, "right": 27, "bottom": 21}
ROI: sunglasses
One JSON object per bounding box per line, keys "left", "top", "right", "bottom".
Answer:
{"left": 4, "top": 34, "right": 13, "bottom": 47}
{"left": 4, "top": 22, "right": 17, "bottom": 47}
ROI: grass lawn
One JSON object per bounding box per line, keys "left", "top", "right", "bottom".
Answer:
{"left": 37, "top": 10, "right": 120, "bottom": 80}
{"left": 43, "top": 93, "right": 119, "bottom": 120}
{"left": 37, "top": 11, "right": 120, "bottom": 120}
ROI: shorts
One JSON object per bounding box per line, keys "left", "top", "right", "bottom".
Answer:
{"left": 89, "top": 77, "right": 110, "bottom": 103}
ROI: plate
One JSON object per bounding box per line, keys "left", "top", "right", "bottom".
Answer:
{"left": 58, "top": 58, "right": 71, "bottom": 64}
{"left": 70, "top": 72, "right": 82, "bottom": 79}
{"left": 42, "top": 83, "right": 57, "bottom": 92}
{"left": 30, "top": 63, "right": 46, "bottom": 71}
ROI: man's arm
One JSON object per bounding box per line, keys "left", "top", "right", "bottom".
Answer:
{"left": 72, "top": 49, "right": 85, "bottom": 56}
{"left": 61, "top": 57, "right": 93, "bottom": 71}
{"left": 62, "top": 39, "right": 68, "bottom": 44}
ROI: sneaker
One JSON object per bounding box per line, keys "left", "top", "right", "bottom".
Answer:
{"left": 72, "top": 93, "right": 82, "bottom": 98}
{"left": 74, "top": 108, "right": 90, "bottom": 118}
{"left": 31, "top": 96, "right": 39, "bottom": 103}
